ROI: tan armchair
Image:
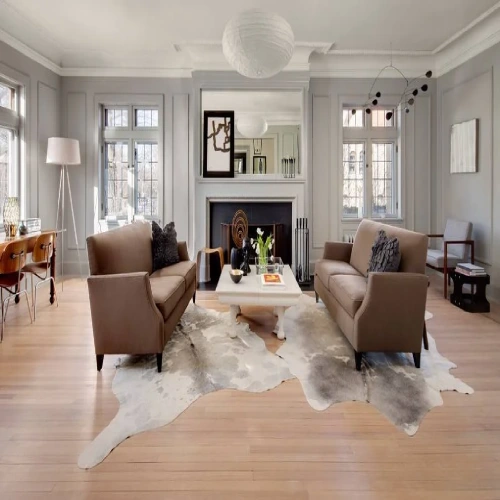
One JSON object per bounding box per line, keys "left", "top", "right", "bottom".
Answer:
{"left": 87, "top": 222, "right": 196, "bottom": 372}
{"left": 315, "top": 220, "right": 429, "bottom": 370}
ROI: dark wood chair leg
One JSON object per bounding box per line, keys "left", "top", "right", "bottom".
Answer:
{"left": 315, "top": 291, "right": 319, "bottom": 303}
{"left": 96, "top": 354, "right": 104, "bottom": 371}
{"left": 156, "top": 353, "right": 163, "bottom": 373}
{"left": 443, "top": 268, "right": 448, "bottom": 299}
{"left": 413, "top": 353, "right": 421, "bottom": 368}
{"left": 193, "top": 290, "right": 196, "bottom": 304}
{"left": 423, "top": 322, "right": 429, "bottom": 350}
{"left": 354, "top": 351, "right": 363, "bottom": 371}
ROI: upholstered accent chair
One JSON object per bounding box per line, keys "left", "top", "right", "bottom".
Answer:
{"left": 426, "top": 219, "right": 474, "bottom": 298}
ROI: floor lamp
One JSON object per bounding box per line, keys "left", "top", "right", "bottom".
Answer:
{"left": 46, "top": 137, "right": 83, "bottom": 285}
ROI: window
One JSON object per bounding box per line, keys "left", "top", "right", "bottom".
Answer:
{"left": 135, "top": 108, "right": 158, "bottom": 128}
{"left": 101, "top": 105, "right": 160, "bottom": 222}
{"left": 342, "top": 107, "right": 399, "bottom": 219}
{"left": 0, "top": 83, "right": 15, "bottom": 110}
{"left": 0, "top": 80, "right": 20, "bottom": 224}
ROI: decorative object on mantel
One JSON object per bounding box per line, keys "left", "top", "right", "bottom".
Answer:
{"left": 282, "top": 157, "right": 296, "bottom": 178}
{"left": 450, "top": 119, "right": 478, "bottom": 174}
{"left": 253, "top": 155, "right": 267, "bottom": 174}
{"left": 2, "top": 197, "right": 19, "bottom": 237}
{"left": 240, "top": 237, "right": 252, "bottom": 275}
{"left": 252, "top": 138, "right": 262, "bottom": 155}
{"left": 352, "top": 51, "right": 432, "bottom": 121}
{"left": 234, "top": 152, "right": 246, "bottom": 174}
{"left": 203, "top": 111, "right": 235, "bottom": 178}
{"left": 46, "top": 137, "right": 83, "bottom": 280}
{"left": 78, "top": 298, "right": 472, "bottom": 469}
{"left": 230, "top": 209, "right": 248, "bottom": 269}
{"left": 295, "top": 217, "right": 310, "bottom": 284}
{"left": 222, "top": 9, "right": 295, "bottom": 79}
{"left": 237, "top": 115, "right": 268, "bottom": 138}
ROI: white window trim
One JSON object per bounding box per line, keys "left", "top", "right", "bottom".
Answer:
{"left": 96, "top": 95, "right": 164, "bottom": 229}
{"left": 132, "top": 105, "right": 159, "bottom": 132}
{"left": 0, "top": 74, "right": 24, "bottom": 224}
{"left": 340, "top": 97, "right": 403, "bottom": 223}
{"left": 103, "top": 105, "right": 130, "bottom": 131}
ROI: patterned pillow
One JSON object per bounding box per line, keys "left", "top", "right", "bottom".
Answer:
{"left": 151, "top": 221, "right": 180, "bottom": 272}
{"left": 368, "top": 229, "right": 401, "bottom": 273}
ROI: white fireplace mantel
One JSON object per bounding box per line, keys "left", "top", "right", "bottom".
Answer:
{"left": 194, "top": 178, "right": 307, "bottom": 269}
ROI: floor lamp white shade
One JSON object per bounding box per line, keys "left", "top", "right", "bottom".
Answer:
{"left": 46, "top": 137, "right": 81, "bottom": 165}
{"left": 46, "top": 137, "right": 82, "bottom": 281}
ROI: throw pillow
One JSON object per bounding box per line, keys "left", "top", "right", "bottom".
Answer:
{"left": 152, "top": 221, "right": 180, "bottom": 272}
{"left": 368, "top": 229, "right": 401, "bottom": 273}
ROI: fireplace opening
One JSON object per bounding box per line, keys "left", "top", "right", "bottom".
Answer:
{"left": 209, "top": 201, "right": 293, "bottom": 271}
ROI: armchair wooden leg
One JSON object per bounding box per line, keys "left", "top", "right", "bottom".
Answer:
{"left": 413, "top": 353, "right": 421, "bottom": 369}
{"left": 193, "top": 290, "right": 196, "bottom": 304}
{"left": 354, "top": 351, "right": 363, "bottom": 371}
{"left": 96, "top": 354, "right": 104, "bottom": 371}
{"left": 315, "top": 291, "right": 319, "bottom": 303}
{"left": 156, "top": 353, "right": 163, "bottom": 373}
{"left": 423, "top": 322, "right": 429, "bottom": 350}
{"left": 443, "top": 268, "right": 448, "bottom": 299}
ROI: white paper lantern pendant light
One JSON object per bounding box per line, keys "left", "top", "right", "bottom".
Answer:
{"left": 222, "top": 9, "right": 295, "bottom": 79}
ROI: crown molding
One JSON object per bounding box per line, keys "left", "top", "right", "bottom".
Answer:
{"left": 59, "top": 67, "right": 193, "bottom": 78}
{"left": 0, "top": 27, "right": 62, "bottom": 75}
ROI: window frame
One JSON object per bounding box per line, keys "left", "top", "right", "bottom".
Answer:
{"left": 99, "top": 98, "right": 163, "bottom": 225}
{"left": 103, "top": 105, "right": 130, "bottom": 130}
{"left": 341, "top": 103, "right": 402, "bottom": 222}
{"left": 0, "top": 76, "right": 22, "bottom": 226}
{"left": 132, "top": 106, "right": 159, "bottom": 131}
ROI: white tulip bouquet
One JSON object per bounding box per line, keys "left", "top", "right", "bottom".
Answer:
{"left": 251, "top": 228, "right": 274, "bottom": 266}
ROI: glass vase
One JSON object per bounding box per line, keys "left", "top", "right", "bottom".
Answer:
{"left": 3, "top": 197, "right": 19, "bottom": 237}
{"left": 255, "top": 256, "right": 275, "bottom": 275}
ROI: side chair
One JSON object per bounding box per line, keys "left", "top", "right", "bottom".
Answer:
{"left": 426, "top": 219, "right": 474, "bottom": 298}
{"left": 22, "top": 232, "right": 58, "bottom": 320}
{"left": 0, "top": 240, "right": 33, "bottom": 341}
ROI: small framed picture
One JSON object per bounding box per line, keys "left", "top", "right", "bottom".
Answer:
{"left": 234, "top": 152, "right": 246, "bottom": 174}
{"left": 253, "top": 155, "right": 267, "bottom": 174}
{"left": 203, "top": 111, "right": 234, "bottom": 178}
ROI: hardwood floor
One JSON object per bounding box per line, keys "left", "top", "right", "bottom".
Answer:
{"left": 0, "top": 276, "right": 499, "bottom": 499}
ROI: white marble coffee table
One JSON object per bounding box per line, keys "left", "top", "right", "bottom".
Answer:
{"left": 216, "top": 264, "right": 302, "bottom": 340}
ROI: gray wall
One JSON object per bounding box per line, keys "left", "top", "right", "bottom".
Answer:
{"left": 61, "top": 77, "right": 193, "bottom": 271}
{"left": 309, "top": 77, "right": 436, "bottom": 263}
{"left": 437, "top": 42, "right": 500, "bottom": 298}
{"left": 0, "top": 40, "right": 61, "bottom": 231}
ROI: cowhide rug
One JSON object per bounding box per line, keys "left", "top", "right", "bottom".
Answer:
{"left": 277, "top": 295, "right": 474, "bottom": 435}
{"left": 79, "top": 296, "right": 473, "bottom": 469}
{"left": 78, "top": 304, "right": 293, "bottom": 469}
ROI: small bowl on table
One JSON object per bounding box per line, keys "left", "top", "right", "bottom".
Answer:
{"left": 229, "top": 269, "right": 243, "bottom": 284}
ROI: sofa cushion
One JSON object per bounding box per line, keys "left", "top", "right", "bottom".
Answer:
{"left": 150, "top": 276, "right": 185, "bottom": 321}
{"left": 150, "top": 260, "right": 196, "bottom": 285}
{"left": 152, "top": 221, "right": 180, "bottom": 272}
{"left": 350, "top": 219, "right": 428, "bottom": 275}
{"left": 315, "top": 259, "right": 361, "bottom": 289}
{"left": 328, "top": 275, "right": 367, "bottom": 318}
{"left": 368, "top": 230, "right": 401, "bottom": 273}
{"left": 426, "top": 249, "right": 461, "bottom": 269}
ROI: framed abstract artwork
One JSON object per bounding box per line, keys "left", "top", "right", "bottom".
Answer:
{"left": 450, "top": 118, "right": 478, "bottom": 174}
{"left": 203, "top": 111, "right": 234, "bottom": 178}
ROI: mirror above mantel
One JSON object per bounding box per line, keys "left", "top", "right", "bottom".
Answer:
{"left": 201, "top": 90, "right": 302, "bottom": 177}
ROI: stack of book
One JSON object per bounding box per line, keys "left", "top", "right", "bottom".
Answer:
{"left": 455, "top": 263, "right": 487, "bottom": 277}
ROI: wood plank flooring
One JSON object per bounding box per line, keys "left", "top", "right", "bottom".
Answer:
{"left": 0, "top": 276, "right": 499, "bottom": 499}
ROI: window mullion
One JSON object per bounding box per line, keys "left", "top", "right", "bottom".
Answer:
{"left": 128, "top": 139, "right": 135, "bottom": 222}
{"left": 366, "top": 138, "right": 372, "bottom": 219}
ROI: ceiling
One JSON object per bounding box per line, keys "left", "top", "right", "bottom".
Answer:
{"left": 0, "top": 0, "right": 499, "bottom": 77}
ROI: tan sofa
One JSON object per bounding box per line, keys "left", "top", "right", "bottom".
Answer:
{"left": 314, "top": 219, "right": 428, "bottom": 371}
{"left": 86, "top": 222, "right": 196, "bottom": 373}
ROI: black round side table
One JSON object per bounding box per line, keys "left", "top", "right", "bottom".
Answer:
{"left": 450, "top": 270, "right": 490, "bottom": 313}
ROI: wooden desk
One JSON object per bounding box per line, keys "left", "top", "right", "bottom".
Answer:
{"left": 0, "top": 230, "right": 59, "bottom": 305}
